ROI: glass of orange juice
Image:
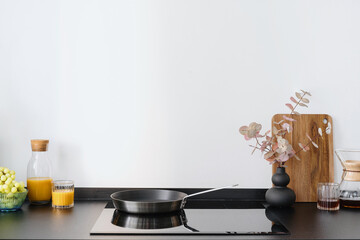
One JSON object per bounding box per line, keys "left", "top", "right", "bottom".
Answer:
{"left": 52, "top": 180, "right": 74, "bottom": 209}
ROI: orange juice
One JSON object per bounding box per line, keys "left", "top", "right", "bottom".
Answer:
{"left": 27, "top": 177, "right": 52, "bottom": 203}
{"left": 52, "top": 190, "right": 74, "bottom": 207}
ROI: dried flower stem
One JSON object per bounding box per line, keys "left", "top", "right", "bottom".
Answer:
{"left": 239, "top": 90, "right": 315, "bottom": 165}
{"left": 249, "top": 145, "right": 263, "bottom": 150}
{"left": 290, "top": 92, "right": 306, "bottom": 115}
{"left": 294, "top": 138, "right": 317, "bottom": 156}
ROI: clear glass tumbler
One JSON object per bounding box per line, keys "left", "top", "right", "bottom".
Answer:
{"left": 317, "top": 183, "right": 340, "bottom": 211}
{"left": 51, "top": 180, "right": 74, "bottom": 209}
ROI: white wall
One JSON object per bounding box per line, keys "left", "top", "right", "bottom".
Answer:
{"left": 0, "top": 0, "right": 359, "bottom": 187}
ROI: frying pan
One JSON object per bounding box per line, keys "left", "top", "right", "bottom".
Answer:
{"left": 110, "top": 184, "right": 238, "bottom": 214}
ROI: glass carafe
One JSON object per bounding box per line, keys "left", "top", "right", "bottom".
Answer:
{"left": 27, "top": 139, "right": 52, "bottom": 205}
{"left": 335, "top": 149, "right": 360, "bottom": 208}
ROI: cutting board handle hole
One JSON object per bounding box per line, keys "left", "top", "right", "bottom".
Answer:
{"left": 323, "top": 118, "right": 328, "bottom": 124}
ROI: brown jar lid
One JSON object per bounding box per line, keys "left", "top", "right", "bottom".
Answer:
{"left": 31, "top": 139, "right": 49, "bottom": 152}
{"left": 344, "top": 160, "right": 360, "bottom": 172}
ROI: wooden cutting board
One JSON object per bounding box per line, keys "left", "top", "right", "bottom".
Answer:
{"left": 271, "top": 114, "right": 334, "bottom": 202}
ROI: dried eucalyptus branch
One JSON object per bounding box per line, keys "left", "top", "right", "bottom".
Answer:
{"left": 239, "top": 90, "right": 321, "bottom": 167}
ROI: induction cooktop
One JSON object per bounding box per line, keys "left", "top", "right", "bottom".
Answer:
{"left": 90, "top": 201, "right": 289, "bottom": 235}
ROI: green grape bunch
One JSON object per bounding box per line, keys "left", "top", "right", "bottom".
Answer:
{"left": 0, "top": 167, "right": 26, "bottom": 197}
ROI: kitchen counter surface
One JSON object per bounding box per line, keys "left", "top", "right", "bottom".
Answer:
{"left": 0, "top": 200, "right": 360, "bottom": 239}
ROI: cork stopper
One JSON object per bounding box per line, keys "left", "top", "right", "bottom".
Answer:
{"left": 31, "top": 139, "right": 49, "bottom": 152}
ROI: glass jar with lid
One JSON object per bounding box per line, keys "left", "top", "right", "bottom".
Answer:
{"left": 27, "top": 139, "right": 52, "bottom": 205}
{"left": 335, "top": 149, "right": 360, "bottom": 208}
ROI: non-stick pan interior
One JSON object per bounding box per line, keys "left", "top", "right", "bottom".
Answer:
{"left": 111, "top": 189, "right": 187, "bottom": 202}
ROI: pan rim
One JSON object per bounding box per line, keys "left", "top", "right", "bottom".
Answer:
{"left": 110, "top": 189, "right": 188, "bottom": 204}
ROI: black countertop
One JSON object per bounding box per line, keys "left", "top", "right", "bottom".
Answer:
{"left": 1, "top": 200, "right": 360, "bottom": 239}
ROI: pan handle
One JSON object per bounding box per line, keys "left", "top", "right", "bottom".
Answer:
{"left": 184, "top": 184, "right": 239, "bottom": 200}
{"left": 180, "top": 184, "right": 239, "bottom": 209}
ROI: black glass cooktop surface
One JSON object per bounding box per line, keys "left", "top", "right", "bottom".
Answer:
{"left": 90, "top": 201, "right": 289, "bottom": 235}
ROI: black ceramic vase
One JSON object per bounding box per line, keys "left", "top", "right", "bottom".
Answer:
{"left": 265, "top": 167, "right": 296, "bottom": 208}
